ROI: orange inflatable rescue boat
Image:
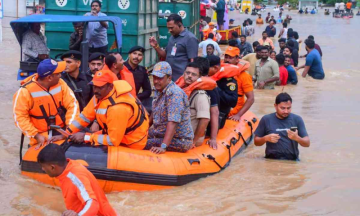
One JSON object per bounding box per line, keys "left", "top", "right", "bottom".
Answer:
{"left": 21, "top": 112, "right": 258, "bottom": 192}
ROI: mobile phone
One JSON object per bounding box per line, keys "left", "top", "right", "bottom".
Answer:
{"left": 290, "top": 127, "right": 297, "bottom": 132}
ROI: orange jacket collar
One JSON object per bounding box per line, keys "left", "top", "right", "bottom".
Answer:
{"left": 175, "top": 76, "right": 217, "bottom": 97}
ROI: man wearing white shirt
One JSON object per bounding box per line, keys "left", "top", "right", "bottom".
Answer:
{"left": 339, "top": 1, "right": 345, "bottom": 13}
{"left": 198, "top": 33, "right": 222, "bottom": 57}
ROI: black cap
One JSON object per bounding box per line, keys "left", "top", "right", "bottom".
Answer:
{"left": 206, "top": 55, "right": 221, "bottom": 67}
{"left": 61, "top": 50, "right": 82, "bottom": 61}
{"left": 128, "top": 46, "right": 145, "bottom": 54}
{"left": 88, "top": 52, "right": 105, "bottom": 62}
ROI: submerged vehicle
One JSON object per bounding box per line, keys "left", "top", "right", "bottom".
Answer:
{"left": 21, "top": 112, "right": 258, "bottom": 192}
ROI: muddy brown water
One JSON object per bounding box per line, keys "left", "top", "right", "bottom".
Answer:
{"left": 0, "top": 9, "right": 360, "bottom": 215}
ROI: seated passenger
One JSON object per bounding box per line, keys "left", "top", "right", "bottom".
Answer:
{"left": 49, "top": 70, "right": 149, "bottom": 149}
{"left": 145, "top": 62, "right": 194, "bottom": 154}
{"left": 104, "top": 52, "right": 136, "bottom": 97}
{"left": 124, "top": 46, "right": 152, "bottom": 101}
{"left": 22, "top": 23, "right": 49, "bottom": 61}
{"left": 176, "top": 61, "right": 216, "bottom": 147}
{"left": 206, "top": 55, "right": 239, "bottom": 129}
{"left": 194, "top": 57, "right": 220, "bottom": 150}
{"left": 222, "top": 47, "right": 254, "bottom": 122}
{"left": 87, "top": 52, "right": 105, "bottom": 76}
{"left": 69, "top": 22, "right": 84, "bottom": 51}
{"left": 61, "top": 50, "right": 93, "bottom": 112}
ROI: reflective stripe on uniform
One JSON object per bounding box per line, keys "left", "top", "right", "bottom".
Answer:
{"left": 66, "top": 172, "right": 91, "bottom": 201}
{"left": 72, "top": 120, "right": 85, "bottom": 130}
{"left": 30, "top": 86, "right": 62, "bottom": 98}
{"left": 106, "top": 136, "right": 113, "bottom": 146}
{"left": 68, "top": 90, "right": 78, "bottom": 125}
{"left": 97, "top": 134, "right": 104, "bottom": 145}
{"left": 78, "top": 199, "right": 93, "bottom": 216}
{"left": 49, "top": 86, "right": 62, "bottom": 95}
{"left": 79, "top": 113, "right": 91, "bottom": 124}
{"left": 96, "top": 108, "right": 107, "bottom": 115}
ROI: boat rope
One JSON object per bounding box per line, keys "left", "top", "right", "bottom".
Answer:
{"left": 206, "top": 154, "right": 225, "bottom": 170}
{"left": 19, "top": 133, "right": 24, "bottom": 165}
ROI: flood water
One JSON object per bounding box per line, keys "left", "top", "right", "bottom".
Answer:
{"left": 1, "top": 9, "right": 360, "bottom": 215}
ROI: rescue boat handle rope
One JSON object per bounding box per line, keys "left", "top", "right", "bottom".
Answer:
{"left": 206, "top": 119, "right": 255, "bottom": 171}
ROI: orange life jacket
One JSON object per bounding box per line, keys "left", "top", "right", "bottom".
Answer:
{"left": 211, "top": 63, "right": 243, "bottom": 81}
{"left": 175, "top": 76, "right": 217, "bottom": 97}
{"left": 102, "top": 65, "right": 137, "bottom": 97}
{"left": 203, "top": 28, "right": 217, "bottom": 42}
{"left": 20, "top": 74, "right": 66, "bottom": 133}
{"left": 93, "top": 81, "right": 148, "bottom": 148}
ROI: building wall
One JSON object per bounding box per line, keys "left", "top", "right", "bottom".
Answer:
{"left": 2, "top": 0, "right": 27, "bottom": 27}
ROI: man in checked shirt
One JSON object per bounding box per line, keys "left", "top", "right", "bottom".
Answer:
{"left": 22, "top": 23, "right": 50, "bottom": 61}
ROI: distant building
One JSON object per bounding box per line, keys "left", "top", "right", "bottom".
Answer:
{"left": 298, "top": 0, "right": 319, "bottom": 9}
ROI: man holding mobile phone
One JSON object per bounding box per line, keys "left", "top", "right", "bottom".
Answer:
{"left": 254, "top": 93, "right": 310, "bottom": 160}
{"left": 84, "top": 0, "right": 108, "bottom": 54}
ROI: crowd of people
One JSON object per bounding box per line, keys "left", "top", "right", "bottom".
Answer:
{"left": 13, "top": 1, "right": 317, "bottom": 214}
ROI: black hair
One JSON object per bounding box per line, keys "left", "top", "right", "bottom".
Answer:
{"left": 308, "top": 35, "right": 315, "bottom": 40}
{"left": 270, "top": 51, "right": 277, "bottom": 55}
{"left": 231, "top": 31, "right": 239, "bottom": 38}
{"left": 186, "top": 62, "right": 202, "bottom": 76}
{"left": 275, "top": 92, "right": 292, "bottom": 104}
{"left": 73, "top": 22, "right": 84, "bottom": 26}
{"left": 253, "top": 41, "right": 260, "bottom": 48}
{"left": 284, "top": 46, "right": 293, "bottom": 53}
{"left": 262, "top": 31, "right": 267, "bottom": 35}
{"left": 206, "top": 55, "right": 221, "bottom": 67}
{"left": 247, "top": 18, "right": 253, "bottom": 25}
{"left": 193, "top": 57, "right": 210, "bottom": 76}
{"left": 305, "top": 39, "right": 315, "bottom": 49}
{"left": 37, "top": 144, "right": 67, "bottom": 166}
{"left": 287, "top": 31, "right": 294, "bottom": 38}
{"left": 276, "top": 53, "right": 285, "bottom": 64}
{"left": 283, "top": 22, "right": 288, "bottom": 28}
{"left": 240, "top": 34, "right": 246, "bottom": 38}
{"left": 255, "top": 45, "right": 263, "bottom": 52}
{"left": 278, "top": 38, "right": 286, "bottom": 43}
{"left": 105, "top": 53, "right": 118, "bottom": 69}
{"left": 287, "top": 40, "right": 295, "bottom": 48}
{"left": 261, "top": 46, "right": 269, "bottom": 51}
{"left": 293, "top": 31, "right": 299, "bottom": 40}
{"left": 284, "top": 54, "right": 292, "bottom": 59}
{"left": 91, "top": 0, "right": 101, "bottom": 8}
{"left": 208, "top": 33, "right": 214, "bottom": 39}
{"left": 167, "top": 14, "right": 183, "bottom": 26}
{"left": 228, "top": 39, "right": 238, "bottom": 47}
{"left": 206, "top": 44, "right": 215, "bottom": 50}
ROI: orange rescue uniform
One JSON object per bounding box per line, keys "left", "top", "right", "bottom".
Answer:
{"left": 229, "top": 62, "right": 253, "bottom": 116}
{"left": 202, "top": 28, "right": 217, "bottom": 41}
{"left": 13, "top": 74, "right": 79, "bottom": 145}
{"left": 67, "top": 80, "right": 149, "bottom": 149}
{"left": 58, "top": 159, "right": 117, "bottom": 216}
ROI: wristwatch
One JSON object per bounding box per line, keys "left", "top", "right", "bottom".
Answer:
{"left": 161, "top": 143, "right": 167, "bottom": 150}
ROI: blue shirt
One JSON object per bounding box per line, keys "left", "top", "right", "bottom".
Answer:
{"left": 305, "top": 49, "right": 325, "bottom": 79}
{"left": 165, "top": 29, "right": 199, "bottom": 81}
{"left": 151, "top": 82, "right": 194, "bottom": 140}
{"left": 265, "top": 25, "right": 276, "bottom": 37}
{"left": 286, "top": 65, "right": 298, "bottom": 85}
{"left": 85, "top": 12, "right": 108, "bottom": 48}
